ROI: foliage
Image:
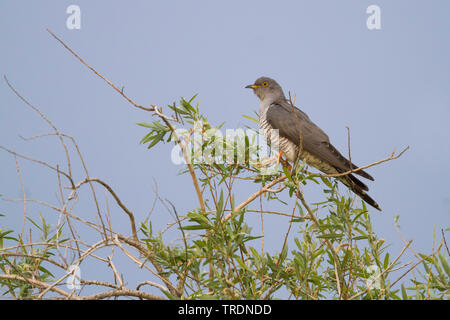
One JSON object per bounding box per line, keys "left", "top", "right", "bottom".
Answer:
{"left": 132, "top": 96, "right": 449, "bottom": 300}
{"left": 0, "top": 31, "right": 448, "bottom": 299}
{"left": 1, "top": 93, "right": 449, "bottom": 300}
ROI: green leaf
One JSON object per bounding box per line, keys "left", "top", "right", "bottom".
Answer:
{"left": 217, "top": 190, "right": 224, "bottom": 218}
{"left": 320, "top": 176, "right": 333, "bottom": 189}
{"left": 147, "top": 132, "right": 166, "bottom": 149}
{"left": 279, "top": 245, "right": 288, "bottom": 265}
{"left": 196, "top": 294, "right": 219, "bottom": 300}
{"left": 26, "top": 217, "right": 43, "bottom": 232}
{"left": 250, "top": 247, "right": 261, "bottom": 264}
{"left": 283, "top": 166, "right": 293, "bottom": 183}
{"left": 401, "top": 284, "right": 408, "bottom": 299}
{"left": 181, "top": 225, "right": 211, "bottom": 231}
{"left": 38, "top": 266, "right": 54, "bottom": 277}
{"left": 242, "top": 114, "right": 258, "bottom": 123}
{"left": 188, "top": 94, "right": 199, "bottom": 105}
{"left": 136, "top": 122, "right": 154, "bottom": 128}
{"left": 317, "top": 233, "right": 343, "bottom": 239}
{"left": 235, "top": 257, "right": 249, "bottom": 271}
{"left": 438, "top": 252, "right": 450, "bottom": 277}
{"left": 383, "top": 253, "right": 390, "bottom": 270}
{"left": 161, "top": 289, "right": 178, "bottom": 300}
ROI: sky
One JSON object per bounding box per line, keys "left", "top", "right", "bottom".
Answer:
{"left": 0, "top": 0, "right": 449, "bottom": 298}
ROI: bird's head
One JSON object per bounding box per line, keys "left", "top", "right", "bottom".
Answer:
{"left": 245, "top": 76, "right": 285, "bottom": 102}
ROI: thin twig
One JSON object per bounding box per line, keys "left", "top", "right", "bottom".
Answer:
{"left": 73, "top": 177, "right": 138, "bottom": 242}
{"left": 4, "top": 75, "right": 74, "bottom": 187}
{"left": 295, "top": 186, "right": 343, "bottom": 299}
{"left": 82, "top": 288, "right": 165, "bottom": 300}
{"left": 37, "top": 239, "right": 109, "bottom": 299}
{"left": 107, "top": 256, "right": 124, "bottom": 288}
{"left": 46, "top": 29, "right": 154, "bottom": 113}
{"left": 47, "top": 28, "right": 206, "bottom": 215}
{"left": 346, "top": 126, "right": 352, "bottom": 171}
{"left": 13, "top": 156, "right": 27, "bottom": 239}
{"left": 0, "top": 274, "right": 76, "bottom": 299}
{"left": 165, "top": 199, "right": 189, "bottom": 295}
{"left": 0, "top": 145, "right": 73, "bottom": 185}
{"left": 349, "top": 239, "right": 413, "bottom": 300}
{"left": 136, "top": 280, "right": 169, "bottom": 293}
{"left": 321, "top": 146, "right": 410, "bottom": 179}
{"left": 224, "top": 175, "right": 287, "bottom": 221}
{"left": 442, "top": 229, "right": 450, "bottom": 257}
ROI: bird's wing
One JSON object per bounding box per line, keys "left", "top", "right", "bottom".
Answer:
{"left": 266, "top": 102, "right": 374, "bottom": 181}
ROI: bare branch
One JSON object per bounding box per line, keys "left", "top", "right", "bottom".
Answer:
{"left": 46, "top": 29, "right": 154, "bottom": 113}
{"left": 82, "top": 288, "right": 165, "bottom": 300}
{"left": 73, "top": 177, "right": 138, "bottom": 242}
{"left": 320, "top": 146, "right": 410, "bottom": 179}
{"left": 46, "top": 28, "right": 206, "bottom": 215}
{"left": 0, "top": 145, "right": 73, "bottom": 185}
{"left": 13, "top": 156, "right": 27, "bottom": 239}
{"left": 0, "top": 274, "right": 76, "bottom": 299}
{"left": 107, "top": 256, "right": 124, "bottom": 288}
{"left": 3, "top": 75, "right": 74, "bottom": 185}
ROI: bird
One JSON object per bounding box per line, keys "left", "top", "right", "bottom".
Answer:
{"left": 245, "top": 76, "right": 381, "bottom": 211}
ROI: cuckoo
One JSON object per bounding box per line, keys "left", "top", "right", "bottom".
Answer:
{"left": 245, "top": 76, "right": 381, "bottom": 211}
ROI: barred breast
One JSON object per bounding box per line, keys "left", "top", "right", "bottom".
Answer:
{"left": 259, "top": 106, "right": 341, "bottom": 176}
{"left": 259, "top": 107, "right": 299, "bottom": 163}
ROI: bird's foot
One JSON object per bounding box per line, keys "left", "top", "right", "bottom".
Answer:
{"left": 254, "top": 154, "right": 278, "bottom": 168}
{"left": 277, "top": 152, "right": 293, "bottom": 172}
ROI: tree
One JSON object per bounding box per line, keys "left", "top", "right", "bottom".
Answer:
{"left": 0, "top": 30, "right": 448, "bottom": 300}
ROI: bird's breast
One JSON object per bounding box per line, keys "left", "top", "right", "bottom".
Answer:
{"left": 259, "top": 113, "right": 340, "bottom": 175}
{"left": 259, "top": 112, "right": 298, "bottom": 163}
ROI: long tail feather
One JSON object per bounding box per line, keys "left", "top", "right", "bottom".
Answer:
{"left": 338, "top": 175, "right": 382, "bottom": 211}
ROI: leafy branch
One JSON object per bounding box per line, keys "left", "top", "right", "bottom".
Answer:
{"left": 0, "top": 30, "right": 447, "bottom": 300}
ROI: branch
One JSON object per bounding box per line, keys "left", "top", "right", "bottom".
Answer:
{"left": 156, "top": 110, "right": 206, "bottom": 213}
{"left": 3, "top": 75, "right": 74, "bottom": 186}
{"left": 82, "top": 288, "right": 165, "bottom": 300}
{"left": 294, "top": 186, "right": 343, "bottom": 298}
{"left": 46, "top": 28, "right": 207, "bottom": 214}
{"left": 0, "top": 145, "right": 73, "bottom": 185}
{"left": 320, "top": 146, "right": 410, "bottom": 179}
{"left": 136, "top": 280, "right": 169, "bottom": 293}
{"left": 0, "top": 252, "right": 67, "bottom": 270}
{"left": 72, "top": 178, "right": 138, "bottom": 242}
{"left": 0, "top": 274, "right": 76, "bottom": 299}
{"left": 349, "top": 239, "right": 413, "bottom": 300}
{"left": 116, "top": 235, "right": 181, "bottom": 298}
{"left": 223, "top": 175, "right": 287, "bottom": 221}
{"left": 46, "top": 29, "right": 154, "bottom": 113}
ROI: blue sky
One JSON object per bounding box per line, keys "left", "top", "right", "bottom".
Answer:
{"left": 0, "top": 0, "right": 449, "bottom": 297}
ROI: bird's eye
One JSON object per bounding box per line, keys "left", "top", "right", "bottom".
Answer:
{"left": 262, "top": 81, "right": 269, "bottom": 87}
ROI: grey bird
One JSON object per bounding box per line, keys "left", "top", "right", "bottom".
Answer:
{"left": 245, "top": 76, "right": 381, "bottom": 211}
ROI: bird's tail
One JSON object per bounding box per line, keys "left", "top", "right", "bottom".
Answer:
{"left": 339, "top": 174, "right": 382, "bottom": 211}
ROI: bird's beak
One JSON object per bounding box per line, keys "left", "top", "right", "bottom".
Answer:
{"left": 245, "top": 84, "right": 259, "bottom": 89}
